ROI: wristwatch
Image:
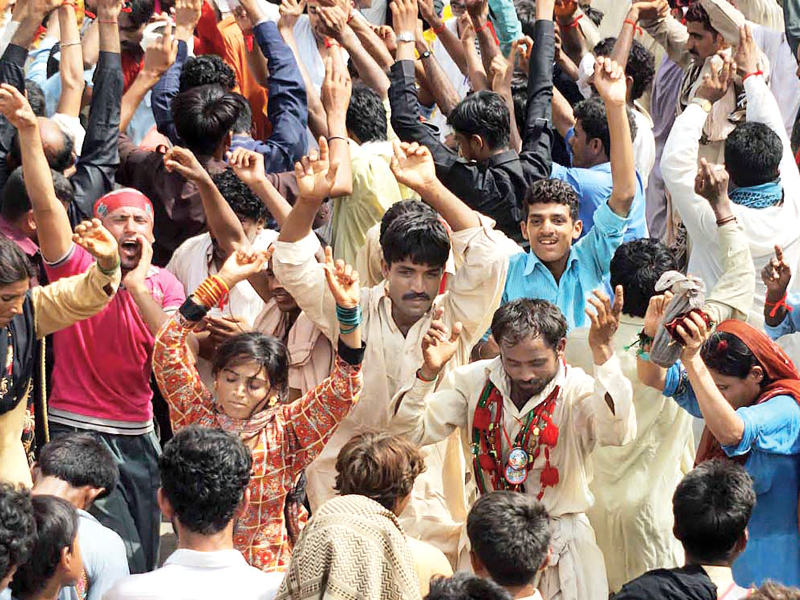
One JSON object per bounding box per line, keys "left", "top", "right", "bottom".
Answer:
{"left": 691, "top": 97, "right": 712, "bottom": 113}
{"left": 396, "top": 31, "right": 416, "bottom": 43}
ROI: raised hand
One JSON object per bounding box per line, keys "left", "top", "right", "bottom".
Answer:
{"left": 512, "top": 36, "right": 533, "bottom": 74}
{"left": 205, "top": 315, "right": 251, "bottom": 345}
{"left": 489, "top": 53, "right": 513, "bottom": 94}
{"left": 420, "top": 307, "right": 463, "bottom": 380}
{"left": 459, "top": 14, "right": 475, "bottom": 43}
{"left": 696, "top": 53, "right": 735, "bottom": 104}
{"left": 0, "top": 84, "right": 37, "bottom": 130}
{"left": 374, "top": 25, "right": 398, "bottom": 55}
{"left": 464, "top": 0, "right": 487, "bottom": 22}
{"left": 73, "top": 219, "right": 120, "bottom": 272}
{"left": 592, "top": 56, "right": 627, "bottom": 106}
{"left": 676, "top": 311, "right": 711, "bottom": 361}
{"left": 142, "top": 22, "right": 178, "bottom": 77}
{"left": 30, "top": 0, "right": 63, "bottom": 18}
{"left": 295, "top": 138, "right": 340, "bottom": 202}
{"left": 694, "top": 158, "right": 730, "bottom": 208}
{"left": 121, "top": 234, "right": 153, "bottom": 291}
{"left": 554, "top": 0, "right": 577, "bottom": 20}
{"left": 586, "top": 286, "right": 624, "bottom": 365}
{"left": 390, "top": 0, "right": 419, "bottom": 36}
{"left": 322, "top": 246, "right": 360, "bottom": 309}
{"left": 228, "top": 148, "right": 267, "bottom": 189}
{"left": 321, "top": 48, "right": 352, "bottom": 123}
{"left": 174, "top": 0, "right": 203, "bottom": 38}
{"left": 735, "top": 24, "right": 759, "bottom": 77}
{"left": 217, "top": 246, "right": 271, "bottom": 289}
{"left": 316, "top": 5, "right": 348, "bottom": 40}
{"left": 762, "top": 245, "right": 792, "bottom": 299}
{"left": 163, "top": 146, "right": 210, "bottom": 183}
{"left": 279, "top": 0, "right": 306, "bottom": 32}
{"left": 390, "top": 140, "right": 437, "bottom": 192}
{"left": 95, "top": 0, "right": 123, "bottom": 20}
{"left": 643, "top": 291, "right": 673, "bottom": 337}
{"left": 630, "top": 0, "right": 668, "bottom": 21}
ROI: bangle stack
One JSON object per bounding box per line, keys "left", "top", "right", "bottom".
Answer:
{"left": 192, "top": 275, "right": 230, "bottom": 310}
{"left": 336, "top": 304, "right": 362, "bottom": 335}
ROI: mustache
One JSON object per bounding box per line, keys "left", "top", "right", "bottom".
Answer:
{"left": 402, "top": 293, "right": 431, "bottom": 301}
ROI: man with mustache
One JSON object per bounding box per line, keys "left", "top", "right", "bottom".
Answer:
{"left": 390, "top": 291, "right": 635, "bottom": 600}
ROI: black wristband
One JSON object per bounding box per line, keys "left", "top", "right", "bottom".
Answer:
{"left": 179, "top": 297, "right": 210, "bottom": 323}
{"left": 337, "top": 339, "right": 366, "bottom": 366}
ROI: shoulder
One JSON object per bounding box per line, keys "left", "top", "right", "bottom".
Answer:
{"left": 741, "top": 394, "right": 800, "bottom": 420}
{"left": 102, "top": 572, "right": 162, "bottom": 600}
{"left": 45, "top": 244, "right": 93, "bottom": 277}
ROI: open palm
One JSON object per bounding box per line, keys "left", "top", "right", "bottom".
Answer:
{"left": 73, "top": 219, "right": 119, "bottom": 265}
{"left": 390, "top": 141, "right": 437, "bottom": 191}
{"left": 296, "top": 139, "right": 339, "bottom": 202}
{"left": 421, "top": 308, "right": 462, "bottom": 377}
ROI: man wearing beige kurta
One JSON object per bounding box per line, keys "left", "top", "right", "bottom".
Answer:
{"left": 390, "top": 296, "right": 636, "bottom": 600}
{"left": 273, "top": 140, "right": 515, "bottom": 564}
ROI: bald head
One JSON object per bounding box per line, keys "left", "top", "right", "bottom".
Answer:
{"left": 8, "top": 117, "right": 74, "bottom": 174}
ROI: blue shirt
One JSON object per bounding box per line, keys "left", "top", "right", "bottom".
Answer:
{"left": 551, "top": 161, "right": 647, "bottom": 243}
{"left": 664, "top": 364, "right": 800, "bottom": 587}
{"left": 501, "top": 200, "right": 627, "bottom": 330}
{"left": 764, "top": 293, "right": 800, "bottom": 340}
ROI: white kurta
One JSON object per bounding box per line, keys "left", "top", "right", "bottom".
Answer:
{"left": 390, "top": 356, "right": 636, "bottom": 600}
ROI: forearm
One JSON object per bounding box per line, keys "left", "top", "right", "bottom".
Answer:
{"left": 196, "top": 176, "right": 251, "bottom": 251}
{"left": 474, "top": 19, "right": 500, "bottom": 76}
{"left": 435, "top": 23, "right": 468, "bottom": 74}
{"left": 246, "top": 36, "right": 271, "bottom": 88}
{"left": 98, "top": 18, "right": 121, "bottom": 54}
{"left": 500, "top": 90, "right": 521, "bottom": 151}
{"left": 419, "top": 53, "right": 461, "bottom": 116}
{"left": 252, "top": 178, "right": 293, "bottom": 227}
{"left": 56, "top": 4, "right": 84, "bottom": 116}
{"left": 10, "top": 16, "right": 42, "bottom": 50}
{"left": 556, "top": 15, "right": 588, "bottom": 66}
{"left": 349, "top": 15, "right": 394, "bottom": 70}
{"left": 606, "top": 100, "right": 636, "bottom": 216}
{"left": 463, "top": 37, "right": 488, "bottom": 91}
{"left": 81, "top": 22, "right": 100, "bottom": 68}
{"left": 612, "top": 14, "right": 637, "bottom": 71}
{"left": 684, "top": 355, "right": 745, "bottom": 445}
{"left": 340, "top": 27, "right": 390, "bottom": 98}
{"left": 637, "top": 355, "right": 667, "bottom": 391}
{"left": 551, "top": 87, "right": 576, "bottom": 138}
{"left": 121, "top": 71, "right": 160, "bottom": 133}
{"left": 419, "top": 179, "right": 480, "bottom": 231}
{"left": 278, "top": 199, "right": 324, "bottom": 242}
{"left": 152, "top": 41, "right": 187, "bottom": 137}
{"left": 128, "top": 287, "right": 169, "bottom": 336}
{"left": 326, "top": 103, "right": 353, "bottom": 197}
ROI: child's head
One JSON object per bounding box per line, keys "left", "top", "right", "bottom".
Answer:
{"left": 9, "top": 495, "right": 81, "bottom": 600}
{"left": 521, "top": 179, "right": 581, "bottom": 267}
{"left": 466, "top": 491, "right": 551, "bottom": 589}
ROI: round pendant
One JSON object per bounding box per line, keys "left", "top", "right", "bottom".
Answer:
{"left": 505, "top": 464, "right": 528, "bottom": 485}
{"left": 504, "top": 447, "right": 529, "bottom": 485}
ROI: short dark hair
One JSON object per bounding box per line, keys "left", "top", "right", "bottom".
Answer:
{"left": 211, "top": 169, "right": 268, "bottom": 223}
{"left": 724, "top": 122, "right": 783, "bottom": 188}
{"left": 685, "top": 0, "right": 715, "bottom": 33}
{"left": 573, "top": 96, "right": 638, "bottom": 158}
{"left": 447, "top": 90, "right": 510, "bottom": 150}
{"left": 381, "top": 212, "right": 450, "bottom": 269}
{"left": 25, "top": 81, "right": 45, "bottom": 117}
{"left": 611, "top": 239, "right": 678, "bottom": 318}
{"left": 0, "top": 237, "right": 34, "bottom": 285}
{"left": 9, "top": 495, "right": 78, "bottom": 600}
{"left": 179, "top": 54, "right": 237, "bottom": 93}
{"left": 10, "top": 126, "right": 74, "bottom": 174}
{"left": 750, "top": 582, "right": 800, "bottom": 600}
{"left": 490, "top": 298, "right": 568, "bottom": 349}
{"left": 171, "top": 85, "right": 245, "bottom": 156}
{"left": 379, "top": 200, "right": 437, "bottom": 245}
{"left": 127, "top": 0, "right": 155, "bottom": 27}
{"left": 159, "top": 426, "right": 252, "bottom": 535}
{"left": 467, "top": 491, "right": 551, "bottom": 587}
{"left": 523, "top": 178, "right": 580, "bottom": 222}
{"left": 426, "top": 572, "right": 513, "bottom": 600}
{"left": 2, "top": 168, "right": 73, "bottom": 222}
{"left": 593, "top": 37, "right": 655, "bottom": 101}
{"left": 700, "top": 331, "right": 764, "bottom": 381}
{"left": 334, "top": 432, "right": 425, "bottom": 511}
{"left": 346, "top": 84, "right": 387, "bottom": 143}
{"left": 211, "top": 332, "right": 290, "bottom": 403}
{"left": 38, "top": 433, "right": 119, "bottom": 501}
{"left": 673, "top": 460, "right": 755, "bottom": 563}
{"left": 0, "top": 483, "right": 36, "bottom": 584}
{"left": 231, "top": 93, "right": 253, "bottom": 135}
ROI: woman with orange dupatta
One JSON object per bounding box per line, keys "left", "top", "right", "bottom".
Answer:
{"left": 638, "top": 308, "right": 800, "bottom": 589}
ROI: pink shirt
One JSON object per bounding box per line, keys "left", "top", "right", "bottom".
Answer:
{"left": 45, "top": 245, "right": 185, "bottom": 428}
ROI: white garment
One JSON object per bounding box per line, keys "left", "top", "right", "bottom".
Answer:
{"left": 102, "top": 549, "right": 284, "bottom": 600}
{"left": 632, "top": 106, "right": 656, "bottom": 190}
{"left": 428, "top": 17, "right": 473, "bottom": 141}
{"left": 389, "top": 356, "right": 636, "bottom": 600}
{"left": 751, "top": 23, "right": 800, "bottom": 139}
{"left": 52, "top": 113, "right": 86, "bottom": 158}
{"left": 166, "top": 229, "right": 277, "bottom": 387}
{"left": 660, "top": 75, "right": 800, "bottom": 327}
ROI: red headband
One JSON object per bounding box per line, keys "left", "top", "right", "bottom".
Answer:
{"left": 93, "top": 188, "right": 154, "bottom": 221}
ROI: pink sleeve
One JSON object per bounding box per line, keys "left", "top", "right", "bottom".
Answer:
{"left": 154, "top": 271, "right": 186, "bottom": 310}
{"left": 43, "top": 245, "right": 94, "bottom": 282}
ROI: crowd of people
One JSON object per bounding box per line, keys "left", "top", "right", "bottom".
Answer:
{"left": 0, "top": 0, "right": 799, "bottom": 597}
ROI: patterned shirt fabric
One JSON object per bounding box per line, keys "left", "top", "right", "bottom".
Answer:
{"left": 152, "top": 313, "right": 363, "bottom": 572}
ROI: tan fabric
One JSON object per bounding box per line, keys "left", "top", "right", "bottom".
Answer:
{"left": 354, "top": 223, "right": 384, "bottom": 289}
{"left": 273, "top": 219, "right": 511, "bottom": 563}
{"left": 406, "top": 537, "right": 453, "bottom": 597}
{"left": 275, "top": 495, "right": 422, "bottom": 600}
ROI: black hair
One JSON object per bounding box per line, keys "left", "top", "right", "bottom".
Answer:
{"left": 381, "top": 212, "right": 450, "bottom": 269}
{"left": 378, "top": 199, "right": 437, "bottom": 245}
{"left": 701, "top": 331, "right": 765, "bottom": 381}
{"left": 512, "top": 79, "right": 528, "bottom": 141}
{"left": 10, "top": 126, "right": 74, "bottom": 174}
{"left": 515, "top": 0, "right": 536, "bottom": 38}
{"left": 179, "top": 54, "right": 237, "bottom": 93}
{"left": 673, "top": 459, "right": 756, "bottom": 564}
{"left": 212, "top": 332, "right": 290, "bottom": 403}
{"left": 9, "top": 495, "right": 78, "bottom": 600}
{"left": 171, "top": 85, "right": 245, "bottom": 156}
{"left": 2, "top": 168, "right": 74, "bottom": 222}
{"left": 346, "top": 83, "right": 387, "bottom": 143}
{"left": 724, "top": 122, "right": 783, "bottom": 188}
{"left": 447, "top": 90, "right": 510, "bottom": 150}
{"left": 593, "top": 37, "right": 655, "bottom": 101}
{"left": 573, "top": 96, "right": 638, "bottom": 158}
{"left": 0, "top": 237, "right": 34, "bottom": 285}
{"left": 127, "top": 0, "right": 156, "bottom": 27}
{"left": 158, "top": 425, "right": 252, "bottom": 535}
{"left": 426, "top": 572, "right": 513, "bottom": 600}
{"left": 25, "top": 81, "right": 45, "bottom": 117}
{"left": 211, "top": 169, "right": 268, "bottom": 223}
{"left": 523, "top": 178, "right": 580, "bottom": 222}
{"left": 466, "top": 491, "right": 551, "bottom": 587}
{"left": 490, "top": 298, "right": 568, "bottom": 349}
{"left": 231, "top": 92, "right": 253, "bottom": 135}
{"left": 0, "top": 483, "right": 36, "bottom": 584}
{"left": 685, "top": 0, "right": 715, "bottom": 33}
{"left": 38, "top": 433, "right": 119, "bottom": 501}
{"left": 610, "top": 239, "right": 678, "bottom": 318}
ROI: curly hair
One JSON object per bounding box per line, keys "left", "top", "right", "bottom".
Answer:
{"left": 334, "top": 432, "right": 426, "bottom": 512}
{"left": 378, "top": 199, "right": 437, "bottom": 245}
{"left": 346, "top": 83, "right": 387, "bottom": 143}
{"left": 724, "top": 122, "right": 783, "bottom": 187}
{"left": 179, "top": 54, "right": 237, "bottom": 93}
{"left": 592, "top": 37, "right": 655, "bottom": 101}
{"left": 611, "top": 239, "right": 678, "bottom": 318}
{"left": 523, "top": 178, "right": 580, "bottom": 222}
{"left": 750, "top": 582, "right": 800, "bottom": 600}
{"left": 573, "top": 96, "right": 638, "bottom": 158}
{"left": 427, "top": 572, "right": 512, "bottom": 600}
{"left": 158, "top": 426, "right": 253, "bottom": 535}
{"left": 127, "top": 0, "right": 155, "bottom": 27}
{"left": 211, "top": 168, "right": 269, "bottom": 223}
{"left": 0, "top": 483, "right": 36, "bottom": 584}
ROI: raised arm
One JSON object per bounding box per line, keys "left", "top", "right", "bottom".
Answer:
{"left": 593, "top": 56, "right": 636, "bottom": 217}
{"left": 416, "top": 20, "right": 462, "bottom": 117}
{"left": 419, "top": 0, "right": 467, "bottom": 74}
{"left": 55, "top": 3, "right": 84, "bottom": 118}
{"left": 320, "top": 45, "right": 353, "bottom": 198}
{"left": 460, "top": 16, "right": 488, "bottom": 91}
{"left": 0, "top": 84, "right": 72, "bottom": 262}
{"left": 636, "top": 0, "right": 692, "bottom": 68}
{"left": 465, "top": 0, "right": 500, "bottom": 78}
{"left": 490, "top": 40, "right": 529, "bottom": 152}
